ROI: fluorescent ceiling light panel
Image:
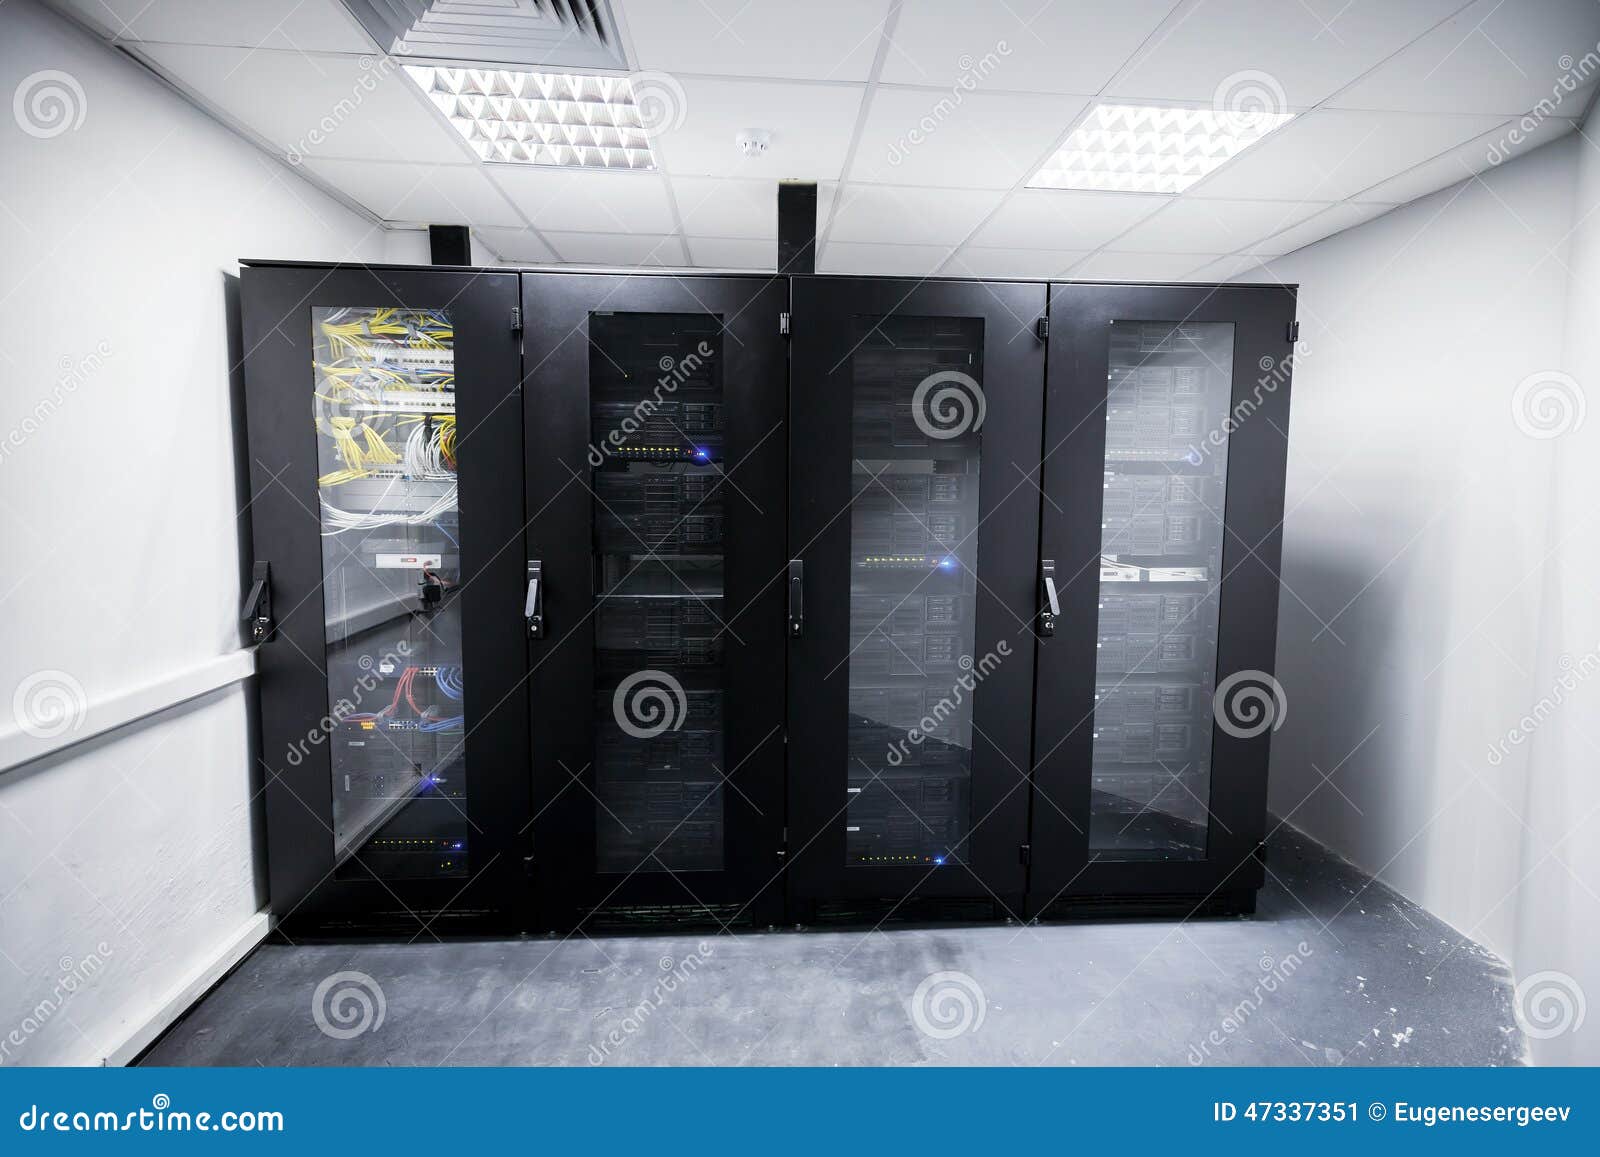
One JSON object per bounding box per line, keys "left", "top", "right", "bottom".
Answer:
{"left": 1028, "top": 103, "right": 1294, "bottom": 194}
{"left": 406, "top": 66, "right": 656, "bottom": 169}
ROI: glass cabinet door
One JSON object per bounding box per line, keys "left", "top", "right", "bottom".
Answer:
{"left": 845, "top": 315, "right": 983, "bottom": 869}
{"left": 787, "top": 278, "right": 1046, "bottom": 907}
{"left": 587, "top": 312, "right": 727, "bottom": 875}
{"left": 1029, "top": 282, "right": 1295, "bottom": 908}
{"left": 1089, "top": 320, "right": 1233, "bottom": 860}
{"left": 311, "top": 306, "right": 470, "bottom": 880}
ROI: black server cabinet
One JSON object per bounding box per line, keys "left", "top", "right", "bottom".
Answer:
{"left": 786, "top": 276, "right": 1047, "bottom": 916}
{"left": 239, "top": 263, "right": 531, "bottom": 931}
{"left": 1028, "top": 283, "right": 1296, "bottom": 915}
{"left": 521, "top": 273, "right": 789, "bottom": 929}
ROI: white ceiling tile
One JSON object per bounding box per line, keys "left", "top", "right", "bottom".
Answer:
{"left": 1187, "top": 254, "right": 1273, "bottom": 281}
{"left": 971, "top": 189, "right": 1169, "bottom": 249}
{"left": 1066, "top": 251, "right": 1223, "bottom": 280}
{"left": 849, "top": 89, "right": 1090, "bottom": 189}
{"left": 136, "top": 44, "right": 465, "bottom": 163}
{"left": 883, "top": 0, "right": 1180, "bottom": 94}
{"left": 1330, "top": 0, "right": 1600, "bottom": 116}
{"left": 489, "top": 167, "right": 676, "bottom": 233}
{"left": 1114, "top": 197, "right": 1332, "bottom": 254}
{"left": 818, "top": 242, "right": 953, "bottom": 276}
{"left": 1355, "top": 113, "right": 1579, "bottom": 204}
{"left": 686, "top": 237, "right": 777, "bottom": 269}
{"left": 544, "top": 232, "right": 687, "bottom": 266}
{"left": 474, "top": 227, "right": 558, "bottom": 263}
{"left": 1105, "top": 0, "right": 1464, "bottom": 108}
{"left": 620, "top": 0, "right": 892, "bottom": 81}
{"left": 300, "top": 159, "right": 523, "bottom": 226}
{"left": 829, "top": 185, "right": 1004, "bottom": 245}
{"left": 61, "top": 0, "right": 374, "bottom": 51}
{"left": 1246, "top": 201, "right": 1395, "bottom": 255}
{"left": 671, "top": 178, "right": 778, "bottom": 238}
{"left": 945, "top": 247, "right": 1088, "bottom": 279}
{"left": 652, "top": 78, "right": 865, "bottom": 179}
{"left": 1185, "top": 109, "right": 1506, "bottom": 201}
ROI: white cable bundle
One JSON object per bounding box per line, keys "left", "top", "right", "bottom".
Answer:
{"left": 320, "top": 469, "right": 458, "bottom": 535}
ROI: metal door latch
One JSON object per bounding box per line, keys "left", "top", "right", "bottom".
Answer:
{"left": 242, "top": 561, "right": 273, "bottom": 643}
{"left": 525, "top": 560, "right": 544, "bottom": 638}
{"left": 787, "top": 559, "right": 804, "bottom": 637}
{"left": 1039, "top": 559, "right": 1060, "bottom": 637}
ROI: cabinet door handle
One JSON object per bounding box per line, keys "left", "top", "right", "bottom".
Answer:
{"left": 525, "top": 560, "right": 544, "bottom": 638}
{"left": 787, "top": 559, "right": 804, "bottom": 638}
{"left": 1039, "top": 559, "right": 1059, "bottom": 637}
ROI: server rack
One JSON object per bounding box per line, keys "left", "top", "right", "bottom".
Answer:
{"left": 239, "top": 262, "right": 530, "bottom": 932}
{"left": 1028, "top": 283, "right": 1295, "bottom": 916}
{"left": 242, "top": 263, "right": 1295, "bottom": 931}
{"left": 784, "top": 277, "right": 1047, "bottom": 918}
{"left": 520, "top": 273, "right": 789, "bottom": 929}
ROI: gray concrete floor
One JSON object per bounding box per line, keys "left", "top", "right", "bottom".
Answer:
{"left": 143, "top": 823, "right": 1523, "bottom": 1066}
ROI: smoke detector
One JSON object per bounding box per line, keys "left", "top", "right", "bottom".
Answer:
{"left": 736, "top": 129, "right": 772, "bottom": 158}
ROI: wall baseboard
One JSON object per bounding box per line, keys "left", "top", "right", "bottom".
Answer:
{"left": 101, "top": 910, "right": 271, "bottom": 1067}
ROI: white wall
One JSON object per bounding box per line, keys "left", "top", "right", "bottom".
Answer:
{"left": 0, "top": 0, "right": 391, "bottom": 1065}
{"left": 1257, "top": 130, "right": 1600, "bottom": 1062}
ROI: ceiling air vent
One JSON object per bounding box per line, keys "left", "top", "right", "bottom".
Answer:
{"left": 342, "top": 0, "right": 628, "bottom": 71}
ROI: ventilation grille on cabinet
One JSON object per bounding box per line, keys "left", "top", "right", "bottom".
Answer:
{"left": 342, "top": 0, "right": 628, "bottom": 71}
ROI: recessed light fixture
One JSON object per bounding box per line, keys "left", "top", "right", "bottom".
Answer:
{"left": 1027, "top": 103, "right": 1294, "bottom": 195}
{"left": 405, "top": 66, "right": 657, "bottom": 170}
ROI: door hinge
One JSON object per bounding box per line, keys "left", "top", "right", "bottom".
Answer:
{"left": 779, "top": 311, "right": 791, "bottom": 336}
{"left": 1286, "top": 320, "right": 1299, "bottom": 342}
{"left": 1019, "top": 843, "right": 1032, "bottom": 866}
{"left": 1035, "top": 316, "right": 1048, "bottom": 341}
{"left": 241, "top": 560, "right": 273, "bottom": 643}
{"left": 511, "top": 306, "right": 523, "bottom": 334}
